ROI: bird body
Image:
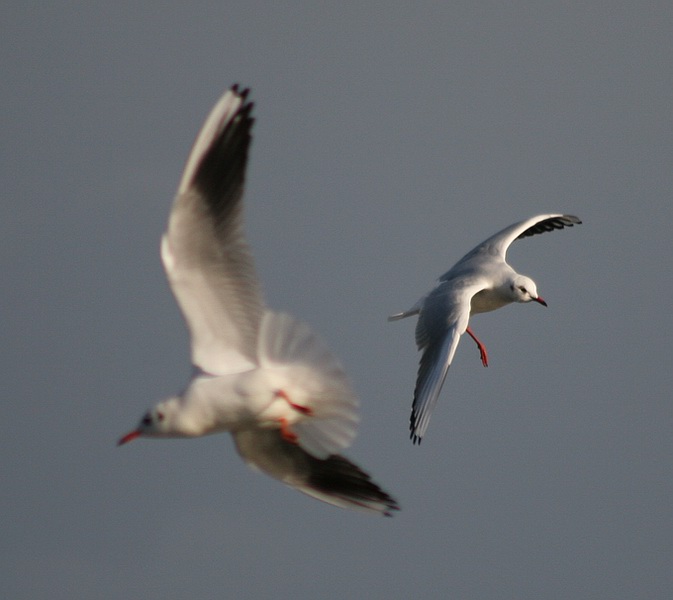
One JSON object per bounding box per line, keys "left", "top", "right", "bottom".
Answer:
{"left": 119, "top": 86, "right": 398, "bottom": 516}
{"left": 390, "top": 214, "right": 581, "bottom": 444}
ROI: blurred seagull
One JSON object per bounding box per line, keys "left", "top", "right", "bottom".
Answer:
{"left": 389, "top": 214, "right": 581, "bottom": 444}
{"left": 119, "top": 86, "right": 398, "bottom": 516}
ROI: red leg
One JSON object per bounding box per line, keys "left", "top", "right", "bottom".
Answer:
{"left": 279, "top": 417, "right": 298, "bottom": 444}
{"left": 466, "top": 326, "right": 489, "bottom": 367}
{"left": 275, "top": 389, "right": 313, "bottom": 415}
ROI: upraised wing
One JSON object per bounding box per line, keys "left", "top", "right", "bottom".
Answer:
{"left": 161, "top": 86, "right": 265, "bottom": 375}
{"left": 455, "top": 214, "right": 581, "bottom": 266}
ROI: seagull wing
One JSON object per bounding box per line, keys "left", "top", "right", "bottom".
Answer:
{"left": 409, "top": 278, "right": 485, "bottom": 443}
{"left": 453, "top": 214, "right": 582, "bottom": 267}
{"left": 233, "top": 429, "right": 400, "bottom": 516}
{"left": 161, "top": 86, "right": 265, "bottom": 375}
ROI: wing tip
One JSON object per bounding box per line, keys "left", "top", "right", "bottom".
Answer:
{"left": 177, "top": 84, "right": 255, "bottom": 196}
{"left": 516, "top": 214, "right": 583, "bottom": 240}
{"left": 409, "top": 409, "right": 425, "bottom": 445}
{"left": 305, "top": 453, "right": 401, "bottom": 516}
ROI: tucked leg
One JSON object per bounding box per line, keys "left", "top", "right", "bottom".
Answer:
{"left": 466, "top": 326, "right": 489, "bottom": 367}
{"left": 274, "top": 389, "right": 313, "bottom": 415}
{"left": 278, "top": 417, "right": 298, "bottom": 444}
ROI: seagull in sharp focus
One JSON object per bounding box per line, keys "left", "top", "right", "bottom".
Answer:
{"left": 389, "top": 214, "right": 581, "bottom": 444}
{"left": 118, "top": 86, "right": 399, "bottom": 516}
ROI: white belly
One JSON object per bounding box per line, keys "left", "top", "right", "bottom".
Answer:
{"left": 470, "top": 288, "right": 511, "bottom": 314}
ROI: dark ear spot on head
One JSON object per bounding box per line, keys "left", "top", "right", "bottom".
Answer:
{"left": 142, "top": 413, "right": 152, "bottom": 426}
{"left": 157, "top": 411, "right": 165, "bottom": 422}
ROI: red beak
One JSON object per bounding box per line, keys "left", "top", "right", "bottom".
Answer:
{"left": 534, "top": 296, "right": 548, "bottom": 307}
{"left": 117, "top": 430, "right": 141, "bottom": 446}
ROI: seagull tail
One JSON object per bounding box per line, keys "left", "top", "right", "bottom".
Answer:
{"left": 257, "top": 311, "right": 359, "bottom": 458}
{"left": 387, "top": 307, "right": 420, "bottom": 322}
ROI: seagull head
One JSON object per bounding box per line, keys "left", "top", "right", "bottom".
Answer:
{"left": 509, "top": 275, "right": 547, "bottom": 307}
{"left": 117, "top": 398, "right": 180, "bottom": 445}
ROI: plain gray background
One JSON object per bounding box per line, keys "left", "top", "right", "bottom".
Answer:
{"left": 3, "top": 2, "right": 672, "bottom": 599}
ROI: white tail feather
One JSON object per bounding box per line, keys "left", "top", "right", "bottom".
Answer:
{"left": 257, "top": 311, "right": 359, "bottom": 457}
{"left": 387, "top": 301, "right": 422, "bottom": 322}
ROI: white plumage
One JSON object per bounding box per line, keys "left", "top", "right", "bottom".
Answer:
{"left": 390, "top": 214, "right": 581, "bottom": 444}
{"left": 119, "top": 86, "right": 398, "bottom": 516}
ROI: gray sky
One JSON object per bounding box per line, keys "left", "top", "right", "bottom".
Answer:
{"left": 3, "top": 2, "right": 672, "bottom": 599}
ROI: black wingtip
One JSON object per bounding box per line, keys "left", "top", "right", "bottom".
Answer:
{"left": 409, "top": 427, "right": 423, "bottom": 445}
{"left": 307, "top": 454, "right": 400, "bottom": 516}
{"left": 517, "top": 215, "right": 582, "bottom": 240}
{"left": 230, "top": 83, "right": 250, "bottom": 99}
{"left": 409, "top": 409, "right": 424, "bottom": 445}
{"left": 190, "top": 86, "right": 256, "bottom": 217}
{"left": 229, "top": 85, "right": 254, "bottom": 116}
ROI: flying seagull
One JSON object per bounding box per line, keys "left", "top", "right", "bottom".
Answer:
{"left": 389, "top": 214, "right": 581, "bottom": 444}
{"left": 119, "top": 86, "right": 398, "bottom": 516}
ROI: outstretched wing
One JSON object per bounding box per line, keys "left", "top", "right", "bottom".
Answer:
{"left": 233, "top": 429, "right": 399, "bottom": 516}
{"left": 455, "top": 214, "right": 582, "bottom": 266}
{"left": 409, "top": 279, "right": 484, "bottom": 444}
{"left": 161, "top": 86, "right": 265, "bottom": 375}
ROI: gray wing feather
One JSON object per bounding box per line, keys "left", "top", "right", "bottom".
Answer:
{"left": 162, "top": 87, "right": 265, "bottom": 374}
{"left": 410, "top": 327, "right": 460, "bottom": 444}
{"left": 233, "top": 429, "right": 399, "bottom": 516}
{"left": 409, "top": 279, "right": 478, "bottom": 443}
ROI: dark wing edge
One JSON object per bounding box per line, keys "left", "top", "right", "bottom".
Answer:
{"left": 303, "top": 453, "right": 400, "bottom": 517}
{"left": 408, "top": 281, "right": 476, "bottom": 444}
{"left": 163, "top": 86, "right": 265, "bottom": 373}
{"left": 233, "top": 429, "right": 400, "bottom": 516}
{"left": 516, "top": 214, "right": 582, "bottom": 241}
{"left": 190, "top": 85, "right": 255, "bottom": 229}
{"left": 409, "top": 330, "right": 456, "bottom": 445}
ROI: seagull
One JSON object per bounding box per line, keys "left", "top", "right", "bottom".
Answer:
{"left": 118, "top": 86, "right": 399, "bottom": 516}
{"left": 389, "top": 214, "right": 581, "bottom": 444}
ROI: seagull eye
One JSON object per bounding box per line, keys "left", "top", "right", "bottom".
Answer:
{"left": 142, "top": 413, "right": 152, "bottom": 426}
{"left": 518, "top": 286, "right": 527, "bottom": 293}
{"left": 157, "top": 411, "right": 165, "bottom": 422}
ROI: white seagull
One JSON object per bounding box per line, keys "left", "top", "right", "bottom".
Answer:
{"left": 119, "top": 86, "right": 398, "bottom": 516}
{"left": 389, "top": 214, "right": 581, "bottom": 444}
